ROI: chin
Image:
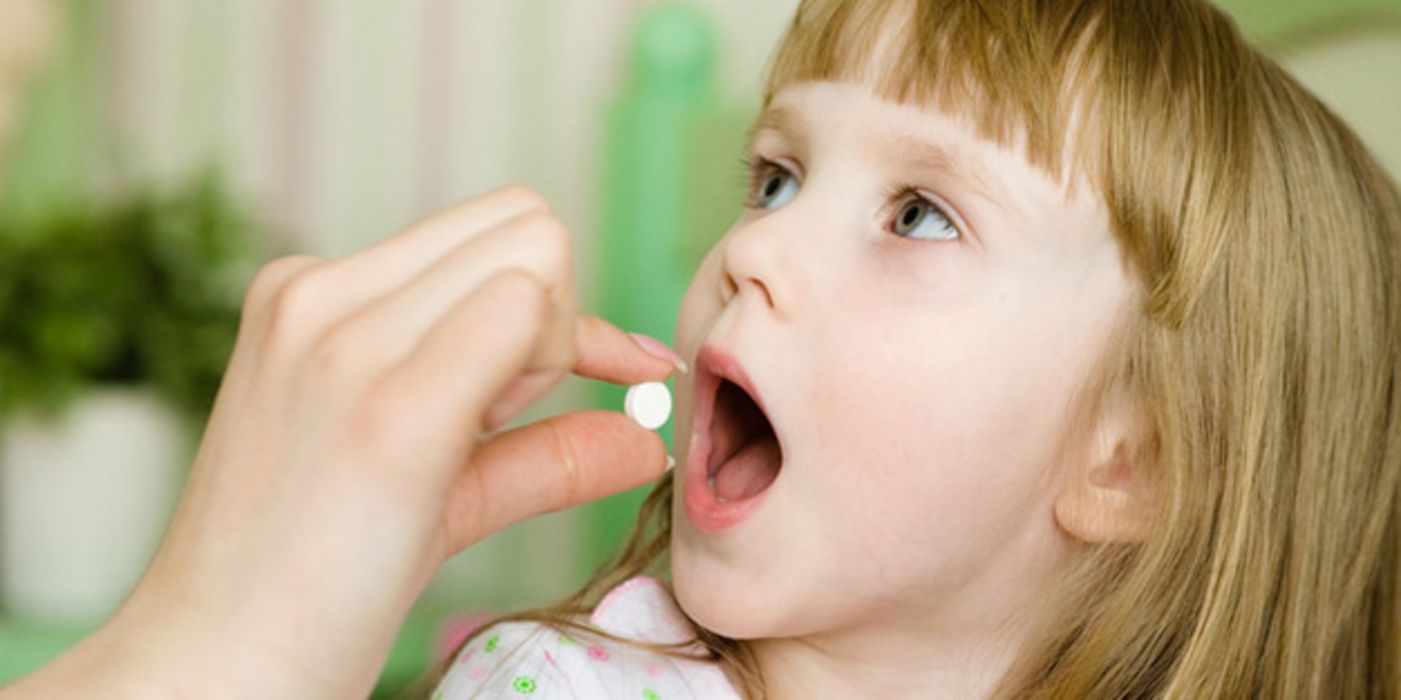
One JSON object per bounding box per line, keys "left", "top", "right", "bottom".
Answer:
{"left": 672, "top": 560, "right": 760, "bottom": 639}
{"left": 669, "top": 538, "right": 792, "bottom": 640}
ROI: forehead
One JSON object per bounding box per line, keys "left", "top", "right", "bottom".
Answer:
{"left": 761, "top": 0, "right": 1108, "bottom": 189}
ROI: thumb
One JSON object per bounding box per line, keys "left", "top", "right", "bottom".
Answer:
{"left": 442, "top": 410, "right": 669, "bottom": 555}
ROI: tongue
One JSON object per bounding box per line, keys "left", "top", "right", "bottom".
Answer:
{"left": 713, "top": 434, "right": 782, "bottom": 502}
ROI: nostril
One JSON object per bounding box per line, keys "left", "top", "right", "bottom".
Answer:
{"left": 720, "top": 273, "right": 739, "bottom": 304}
{"left": 722, "top": 273, "right": 776, "bottom": 310}
{"left": 752, "top": 277, "right": 776, "bottom": 309}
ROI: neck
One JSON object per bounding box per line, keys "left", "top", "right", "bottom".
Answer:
{"left": 749, "top": 612, "right": 1025, "bottom": 699}
{"left": 747, "top": 518, "right": 1074, "bottom": 699}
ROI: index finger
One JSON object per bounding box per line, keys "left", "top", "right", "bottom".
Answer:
{"left": 445, "top": 409, "right": 668, "bottom": 554}
{"left": 316, "top": 186, "right": 551, "bottom": 316}
{"left": 476, "top": 315, "right": 683, "bottom": 434}
{"left": 574, "top": 315, "right": 684, "bottom": 385}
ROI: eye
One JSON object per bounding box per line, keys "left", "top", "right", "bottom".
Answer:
{"left": 749, "top": 160, "right": 801, "bottom": 210}
{"left": 890, "top": 191, "right": 960, "bottom": 241}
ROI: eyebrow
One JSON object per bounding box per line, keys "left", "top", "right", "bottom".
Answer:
{"left": 747, "top": 104, "right": 1014, "bottom": 214}
{"left": 887, "top": 134, "right": 1013, "bottom": 212}
{"left": 746, "top": 104, "right": 806, "bottom": 151}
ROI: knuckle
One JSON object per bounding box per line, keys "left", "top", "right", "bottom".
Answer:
{"left": 476, "top": 269, "right": 552, "bottom": 353}
{"left": 527, "top": 211, "right": 569, "bottom": 243}
{"left": 265, "top": 268, "right": 333, "bottom": 341}
{"left": 495, "top": 184, "right": 550, "bottom": 212}
{"left": 511, "top": 213, "right": 572, "bottom": 286}
{"left": 520, "top": 276, "right": 555, "bottom": 326}
{"left": 242, "top": 257, "right": 329, "bottom": 358}
{"left": 533, "top": 216, "right": 573, "bottom": 272}
{"left": 553, "top": 325, "right": 578, "bottom": 369}
{"left": 520, "top": 210, "right": 569, "bottom": 246}
{"left": 544, "top": 420, "right": 585, "bottom": 509}
{"left": 493, "top": 267, "right": 549, "bottom": 309}
{"left": 246, "top": 255, "right": 320, "bottom": 308}
{"left": 346, "top": 385, "right": 420, "bottom": 456}
{"left": 305, "top": 323, "right": 375, "bottom": 382}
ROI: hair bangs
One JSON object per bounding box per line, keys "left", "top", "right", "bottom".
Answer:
{"left": 759, "top": 0, "right": 1109, "bottom": 185}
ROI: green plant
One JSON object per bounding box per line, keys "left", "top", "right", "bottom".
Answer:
{"left": 0, "top": 170, "right": 270, "bottom": 432}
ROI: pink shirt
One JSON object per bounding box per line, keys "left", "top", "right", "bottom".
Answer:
{"left": 433, "top": 576, "right": 742, "bottom": 698}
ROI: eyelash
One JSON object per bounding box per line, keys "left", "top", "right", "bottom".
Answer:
{"left": 736, "top": 151, "right": 777, "bottom": 207}
{"left": 737, "top": 150, "right": 960, "bottom": 238}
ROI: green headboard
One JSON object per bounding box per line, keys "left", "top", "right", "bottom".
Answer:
{"left": 1217, "top": 0, "right": 1401, "bottom": 42}
{"left": 585, "top": 4, "right": 751, "bottom": 567}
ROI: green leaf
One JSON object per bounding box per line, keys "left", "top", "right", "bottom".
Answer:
{"left": 0, "top": 166, "right": 273, "bottom": 438}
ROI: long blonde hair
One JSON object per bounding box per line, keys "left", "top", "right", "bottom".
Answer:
{"left": 426, "top": 1, "right": 1401, "bottom": 697}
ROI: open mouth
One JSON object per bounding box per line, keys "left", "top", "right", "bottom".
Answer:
{"left": 704, "top": 372, "right": 783, "bottom": 503}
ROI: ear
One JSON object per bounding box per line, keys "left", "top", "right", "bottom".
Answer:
{"left": 1053, "top": 391, "right": 1158, "bottom": 543}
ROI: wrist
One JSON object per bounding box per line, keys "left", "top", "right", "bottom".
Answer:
{"left": 93, "top": 588, "right": 303, "bottom": 699}
{"left": 97, "top": 579, "right": 396, "bottom": 699}
{"left": 1, "top": 613, "right": 190, "bottom": 700}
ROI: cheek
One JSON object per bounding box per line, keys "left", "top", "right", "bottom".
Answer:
{"left": 799, "top": 288, "right": 1086, "bottom": 583}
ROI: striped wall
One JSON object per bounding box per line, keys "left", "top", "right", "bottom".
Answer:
{"left": 78, "top": 0, "right": 1397, "bottom": 269}
{"left": 6, "top": 0, "right": 1394, "bottom": 610}
{"left": 48, "top": 0, "right": 800, "bottom": 609}
{"left": 92, "top": 1, "right": 797, "bottom": 258}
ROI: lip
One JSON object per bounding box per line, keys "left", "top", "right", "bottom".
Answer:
{"left": 682, "top": 343, "right": 781, "bottom": 534}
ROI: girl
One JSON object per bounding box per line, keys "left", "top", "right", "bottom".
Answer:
{"left": 431, "top": 0, "right": 1400, "bottom": 698}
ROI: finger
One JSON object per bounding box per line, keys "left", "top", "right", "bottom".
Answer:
{"left": 574, "top": 316, "right": 679, "bottom": 383}
{"left": 331, "top": 208, "right": 576, "bottom": 373}
{"left": 315, "top": 185, "right": 550, "bottom": 315}
{"left": 481, "top": 369, "right": 569, "bottom": 433}
{"left": 382, "top": 266, "right": 554, "bottom": 450}
{"left": 234, "top": 253, "right": 324, "bottom": 361}
{"left": 442, "top": 410, "right": 669, "bottom": 554}
{"left": 479, "top": 316, "right": 681, "bottom": 432}
{"left": 242, "top": 254, "right": 326, "bottom": 324}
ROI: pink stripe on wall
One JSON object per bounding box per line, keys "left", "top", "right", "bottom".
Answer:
{"left": 97, "top": 2, "right": 123, "bottom": 172}
{"left": 417, "top": 0, "right": 459, "bottom": 214}
{"left": 274, "top": 0, "right": 316, "bottom": 247}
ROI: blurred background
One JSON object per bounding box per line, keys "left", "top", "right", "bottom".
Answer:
{"left": 0, "top": 0, "right": 1396, "bottom": 695}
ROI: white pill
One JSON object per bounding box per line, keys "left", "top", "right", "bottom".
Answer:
{"left": 624, "top": 381, "right": 672, "bottom": 430}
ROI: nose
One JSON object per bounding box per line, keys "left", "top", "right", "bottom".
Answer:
{"left": 719, "top": 214, "right": 800, "bottom": 318}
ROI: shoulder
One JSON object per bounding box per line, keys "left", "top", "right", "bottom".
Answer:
{"left": 433, "top": 577, "right": 741, "bottom": 699}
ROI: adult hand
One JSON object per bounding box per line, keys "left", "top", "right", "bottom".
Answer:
{"left": 3, "top": 186, "right": 681, "bottom": 699}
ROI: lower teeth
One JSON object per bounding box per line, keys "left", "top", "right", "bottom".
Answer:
{"left": 707, "top": 476, "right": 728, "bottom": 502}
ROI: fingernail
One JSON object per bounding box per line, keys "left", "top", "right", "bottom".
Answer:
{"left": 628, "top": 332, "right": 689, "bottom": 374}
{"left": 666, "top": 454, "right": 676, "bottom": 470}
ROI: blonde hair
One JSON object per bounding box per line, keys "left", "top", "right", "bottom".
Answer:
{"left": 425, "top": 1, "right": 1401, "bottom": 697}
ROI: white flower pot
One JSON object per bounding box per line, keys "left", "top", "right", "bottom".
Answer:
{"left": 0, "top": 384, "right": 191, "bottom": 624}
